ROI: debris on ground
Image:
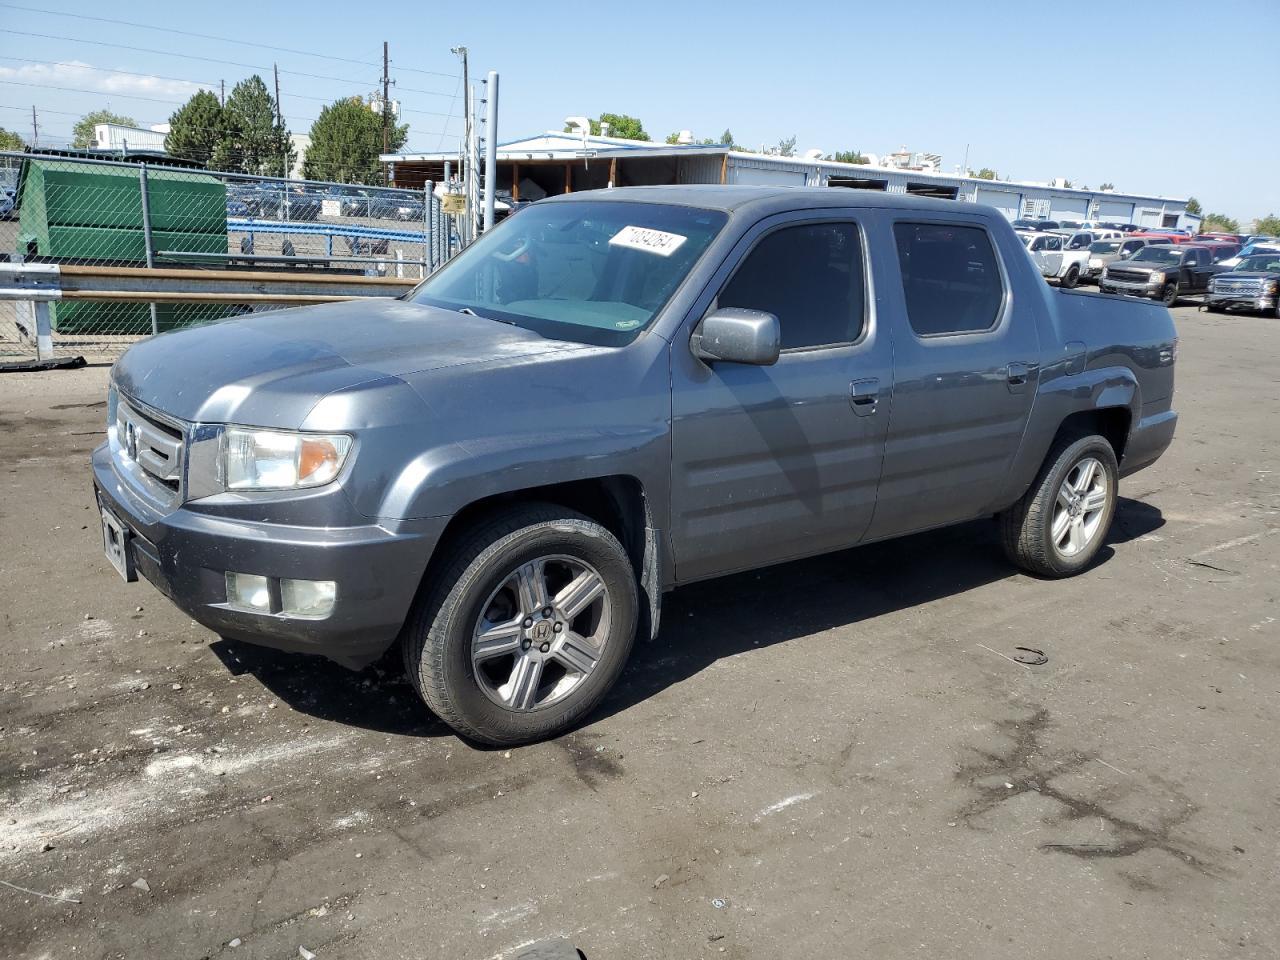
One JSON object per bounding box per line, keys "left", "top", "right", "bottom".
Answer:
{"left": 131, "top": 878, "right": 151, "bottom": 893}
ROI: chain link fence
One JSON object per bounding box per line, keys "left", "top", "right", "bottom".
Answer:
{"left": 1, "top": 151, "right": 462, "bottom": 364}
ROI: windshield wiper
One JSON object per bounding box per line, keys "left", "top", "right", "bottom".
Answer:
{"left": 457, "top": 305, "right": 515, "bottom": 326}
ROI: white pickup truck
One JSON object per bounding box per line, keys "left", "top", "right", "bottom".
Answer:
{"left": 1017, "top": 229, "right": 1120, "bottom": 288}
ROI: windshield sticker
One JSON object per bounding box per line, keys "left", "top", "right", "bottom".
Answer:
{"left": 609, "top": 225, "right": 688, "bottom": 257}
{"left": 614, "top": 318, "right": 642, "bottom": 330}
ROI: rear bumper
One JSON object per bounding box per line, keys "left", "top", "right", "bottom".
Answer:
{"left": 1120, "top": 408, "right": 1177, "bottom": 478}
{"left": 93, "top": 442, "right": 446, "bottom": 669}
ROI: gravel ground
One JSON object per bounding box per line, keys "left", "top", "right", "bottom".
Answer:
{"left": 0, "top": 303, "right": 1277, "bottom": 960}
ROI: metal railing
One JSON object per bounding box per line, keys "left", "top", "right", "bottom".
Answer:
{"left": 0, "top": 150, "right": 464, "bottom": 364}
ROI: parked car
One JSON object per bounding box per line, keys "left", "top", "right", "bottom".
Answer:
{"left": 1218, "top": 240, "right": 1280, "bottom": 269}
{"left": 94, "top": 186, "right": 1178, "bottom": 746}
{"left": 1011, "top": 218, "right": 1060, "bottom": 231}
{"left": 1099, "top": 243, "right": 1223, "bottom": 304}
{"left": 1205, "top": 251, "right": 1280, "bottom": 316}
{"left": 0, "top": 185, "right": 15, "bottom": 220}
{"left": 1018, "top": 229, "right": 1086, "bottom": 287}
{"left": 1083, "top": 235, "right": 1164, "bottom": 282}
{"left": 1058, "top": 220, "right": 1083, "bottom": 230}
{"left": 369, "top": 195, "right": 426, "bottom": 222}
{"left": 1131, "top": 231, "right": 1195, "bottom": 244}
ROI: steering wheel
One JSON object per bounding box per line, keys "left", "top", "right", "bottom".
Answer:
{"left": 492, "top": 237, "right": 531, "bottom": 262}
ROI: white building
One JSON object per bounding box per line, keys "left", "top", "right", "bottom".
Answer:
{"left": 385, "top": 130, "right": 1194, "bottom": 230}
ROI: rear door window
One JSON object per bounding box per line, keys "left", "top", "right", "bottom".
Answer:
{"left": 717, "top": 222, "right": 866, "bottom": 350}
{"left": 892, "top": 222, "right": 1005, "bottom": 336}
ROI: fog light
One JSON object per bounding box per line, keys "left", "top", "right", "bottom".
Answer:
{"left": 226, "top": 572, "right": 272, "bottom": 612}
{"left": 280, "top": 578, "right": 336, "bottom": 618}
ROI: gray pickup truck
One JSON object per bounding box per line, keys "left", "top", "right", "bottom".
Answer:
{"left": 94, "top": 186, "right": 1178, "bottom": 745}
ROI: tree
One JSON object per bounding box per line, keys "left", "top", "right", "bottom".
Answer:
{"left": 1201, "top": 212, "right": 1240, "bottom": 233}
{"left": 829, "top": 149, "right": 868, "bottom": 164}
{"left": 773, "top": 135, "right": 797, "bottom": 157}
{"left": 223, "top": 75, "right": 293, "bottom": 176}
{"left": 719, "top": 128, "right": 733, "bottom": 146}
{"left": 664, "top": 131, "right": 681, "bottom": 144}
{"left": 970, "top": 167, "right": 998, "bottom": 180}
{"left": 1185, "top": 196, "right": 1202, "bottom": 216}
{"left": 165, "top": 90, "right": 228, "bottom": 169}
{"left": 303, "top": 97, "right": 407, "bottom": 185}
{"left": 1252, "top": 213, "right": 1280, "bottom": 236}
{"left": 0, "top": 127, "right": 25, "bottom": 151}
{"left": 72, "top": 109, "right": 137, "bottom": 148}
{"left": 565, "top": 113, "right": 649, "bottom": 141}
{"left": 1099, "top": 182, "right": 1115, "bottom": 191}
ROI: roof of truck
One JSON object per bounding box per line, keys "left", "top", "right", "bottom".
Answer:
{"left": 542, "top": 184, "right": 992, "bottom": 217}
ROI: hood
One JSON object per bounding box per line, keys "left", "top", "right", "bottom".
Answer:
{"left": 113, "top": 298, "right": 592, "bottom": 426}
{"left": 1213, "top": 271, "right": 1278, "bottom": 281}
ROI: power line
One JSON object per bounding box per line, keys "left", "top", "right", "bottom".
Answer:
{"left": 6, "top": 30, "right": 377, "bottom": 87}
{"left": 0, "top": 56, "right": 220, "bottom": 90}
{"left": 0, "top": 5, "right": 462, "bottom": 79}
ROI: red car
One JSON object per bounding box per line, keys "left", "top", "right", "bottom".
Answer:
{"left": 1131, "top": 231, "right": 1195, "bottom": 244}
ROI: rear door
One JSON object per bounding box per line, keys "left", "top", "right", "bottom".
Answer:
{"left": 669, "top": 213, "right": 892, "bottom": 581}
{"left": 865, "top": 217, "right": 1040, "bottom": 540}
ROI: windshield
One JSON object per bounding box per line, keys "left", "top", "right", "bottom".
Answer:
{"left": 1235, "top": 255, "right": 1280, "bottom": 272}
{"left": 409, "top": 200, "right": 727, "bottom": 345}
{"left": 1130, "top": 247, "right": 1180, "bottom": 264}
{"left": 1090, "top": 241, "right": 1121, "bottom": 254}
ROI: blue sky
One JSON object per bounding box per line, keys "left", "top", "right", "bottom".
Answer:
{"left": 2, "top": 0, "right": 1277, "bottom": 224}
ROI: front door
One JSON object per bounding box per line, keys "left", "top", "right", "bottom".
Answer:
{"left": 669, "top": 214, "right": 893, "bottom": 582}
{"left": 865, "top": 217, "right": 1041, "bottom": 540}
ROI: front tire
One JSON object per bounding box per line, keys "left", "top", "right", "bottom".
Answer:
{"left": 999, "top": 435, "right": 1119, "bottom": 577}
{"left": 1161, "top": 282, "right": 1179, "bottom": 307}
{"left": 403, "top": 504, "right": 638, "bottom": 746}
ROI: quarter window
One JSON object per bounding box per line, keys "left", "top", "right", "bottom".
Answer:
{"left": 892, "top": 222, "right": 1005, "bottom": 336}
{"left": 717, "top": 222, "right": 865, "bottom": 350}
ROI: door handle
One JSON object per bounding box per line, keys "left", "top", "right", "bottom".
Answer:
{"left": 1005, "top": 361, "right": 1037, "bottom": 393}
{"left": 850, "top": 378, "right": 879, "bottom": 416}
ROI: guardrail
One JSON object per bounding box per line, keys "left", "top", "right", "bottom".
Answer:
{"left": 0, "top": 262, "right": 417, "bottom": 363}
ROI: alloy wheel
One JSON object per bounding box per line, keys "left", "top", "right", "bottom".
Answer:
{"left": 470, "top": 555, "right": 611, "bottom": 711}
{"left": 1051, "top": 457, "right": 1109, "bottom": 558}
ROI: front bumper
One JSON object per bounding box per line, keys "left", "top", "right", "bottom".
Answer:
{"left": 93, "top": 442, "right": 447, "bottom": 669}
{"left": 1099, "top": 277, "right": 1161, "bottom": 299}
{"left": 1206, "top": 292, "right": 1278, "bottom": 311}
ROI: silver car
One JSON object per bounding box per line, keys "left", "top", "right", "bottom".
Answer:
{"left": 1084, "top": 236, "right": 1166, "bottom": 282}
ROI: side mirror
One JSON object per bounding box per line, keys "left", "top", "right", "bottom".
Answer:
{"left": 693, "top": 308, "right": 780, "bottom": 366}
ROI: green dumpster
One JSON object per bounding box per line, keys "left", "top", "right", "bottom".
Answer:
{"left": 15, "top": 160, "right": 232, "bottom": 334}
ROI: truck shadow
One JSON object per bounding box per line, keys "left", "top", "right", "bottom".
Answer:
{"left": 211, "top": 497, "right": 1163, "bottom": 740}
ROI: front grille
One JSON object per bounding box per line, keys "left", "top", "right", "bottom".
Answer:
{"left": 116, "top": 397, "right": 185, "bottom": 493}
{"left": 1212, "top": 279, "right": 1261, "bottom": 296}
{"left": 1108, "top": 269, "right": 1152, "bottom": 284}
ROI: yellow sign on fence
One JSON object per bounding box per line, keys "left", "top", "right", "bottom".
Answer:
{"left": 441, "top": 194, "right": 467, "bottom": 216}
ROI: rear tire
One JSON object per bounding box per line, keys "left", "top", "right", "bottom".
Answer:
{"left": 999, "top": 435, "right": 1119, "bottom": 578}
{"left": 1061, "top": 265, "right": 1080, "bottom": 289}
{"left": 402, "top": 504, "right": 638, "bottom": 746}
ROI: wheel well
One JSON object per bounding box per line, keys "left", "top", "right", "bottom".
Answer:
{"left": 425, "top": 476, "right": 649, "bottom": 583}
{"left": 1055, "top": 407, "right": 1131, "bottom": 460}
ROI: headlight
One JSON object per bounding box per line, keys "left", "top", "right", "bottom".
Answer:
{"left": 223, "top": 427, "right": 352, "bottom": 490}
{"left": 1264, "top": 279, "right": 1279, "bottom": 295}
{"left": 1148, "top": 271, "right": 1165, "bottom": 285}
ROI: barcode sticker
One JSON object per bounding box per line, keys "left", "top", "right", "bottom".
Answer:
{"left": 609, "top": 225, "right": 688, "bottom": 257}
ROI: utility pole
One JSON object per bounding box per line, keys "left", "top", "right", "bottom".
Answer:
{"left": 451, "top": 46, "right": 473, "bottom": 244}
{"left": 381, "top": 41, "right": 392, "bottom": 186}
{"left": 273, "top": 63, "right": 285, "bottom": 178}
{"left": 220, "top": 79, "right": 225, "bottom": 106}
{"left": 482, "top": 71, "right": 499, "bottom": 232}
{"left": 30, "top": 105, "right": 38, "bottom": 147}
